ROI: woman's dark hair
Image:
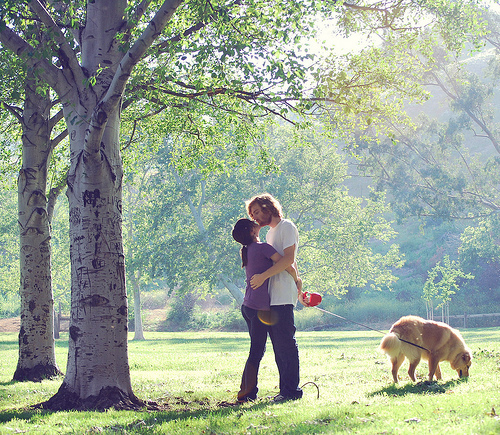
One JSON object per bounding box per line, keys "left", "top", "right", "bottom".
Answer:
{"left": 232, "top": 218, "right": 256, "bottom": 267}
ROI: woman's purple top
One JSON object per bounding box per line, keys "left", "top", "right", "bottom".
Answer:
{"left": 243, "top": 242, "right": 277, "bottom": 311}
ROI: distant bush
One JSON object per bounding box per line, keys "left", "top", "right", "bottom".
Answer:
{"left": 146, "top": 289, "right": 497, "bottom": 332}
{"left": 160, "top": 293, "right": 197, "bottom": 331}
{"left": 0, "top": 293, "right": 20, "bottom": 319}
{"left": 141, "top": 289, "right": 169, "bottom": 310}
{"left": 336, "top": 297, "right": 425, "bottom": 323}
{"left": 191, "top": 307, "right": 246, "bottom": 331}
{"left": 294, "top": 307, "right": 324, "bottom": 330}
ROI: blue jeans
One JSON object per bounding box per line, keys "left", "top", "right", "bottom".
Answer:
{"left": 269, "top": 304, "right": 303, "bottom": 399}
{"left": 238, "top": 305, "right": 270, "bottom": 400}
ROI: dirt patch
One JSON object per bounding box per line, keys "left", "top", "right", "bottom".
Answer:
{"left": 0, "top": 317, "right": 20, "bottom": 333}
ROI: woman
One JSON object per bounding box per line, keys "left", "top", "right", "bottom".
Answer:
{"left": 232, "top": 218, "right": 300, "bottom": 403}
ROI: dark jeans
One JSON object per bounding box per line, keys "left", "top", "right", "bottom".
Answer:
{"left": 269, "top": 304, "right": 303, "bottom": 399}
{"left": 238, "top": 305, "right": 269, "bottom": 400}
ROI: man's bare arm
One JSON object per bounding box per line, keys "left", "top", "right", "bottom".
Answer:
{"left": 250, "top": 245, "right": 296, "bottom": 289}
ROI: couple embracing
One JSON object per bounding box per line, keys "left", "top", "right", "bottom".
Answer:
{"left": 232, "top": 193, "right": 309, "bottom": 404}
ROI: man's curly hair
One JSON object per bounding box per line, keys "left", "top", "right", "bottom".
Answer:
{"left": 245, "top": 193, "right": 283, "bottom": 219}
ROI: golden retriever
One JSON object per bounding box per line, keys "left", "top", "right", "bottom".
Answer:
{"left": 379, "top": 315, "right": 472, "bottom": 383}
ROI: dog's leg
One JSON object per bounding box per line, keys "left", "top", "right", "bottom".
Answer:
{"left": 434, "top": 363, "right": 442, "bottom": 380}
{"left": 408, "top": 358, "right": 420, "bottom": 382}
{"left": 391, "top": 354, "right": 405, "bottom": 383}
{"left": 427, "top": 356, "right": 440, "bottom": 381}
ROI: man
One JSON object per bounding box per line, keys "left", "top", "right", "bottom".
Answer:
{"left": 245, "top": 193, "right": 306, "bottom": 402}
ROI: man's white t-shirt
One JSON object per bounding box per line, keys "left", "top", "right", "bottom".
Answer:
{"left": 266, "top": 219, "right": 299, "bottom": 306}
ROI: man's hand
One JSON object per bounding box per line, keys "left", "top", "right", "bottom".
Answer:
{"left": 250, "top": 273, "right": 266, "bottom": 289}
{"left": 298, "top": 288, "right": 310, "bottom": 307}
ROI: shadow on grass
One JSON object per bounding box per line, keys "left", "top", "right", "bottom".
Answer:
{"left": 0, "top": 397, "right": 369, "bottom": 434}
{"left": 0, "top": 408, "right": 40, "bottom": 424}
{"left": 0, "top": 339, "right": 19, "bottom": 348}
{"left": 369, "top": 378, "right": 468, "bottom": 397}
{"left": 0, "top": 397, "right": 273, "bottom": 427}
{"left": 114, "top": 397, "right": 361, "bottom": 435}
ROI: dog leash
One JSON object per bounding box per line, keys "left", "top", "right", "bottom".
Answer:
{"left": 313, "top": 306, "right": 430, "bottom": 352}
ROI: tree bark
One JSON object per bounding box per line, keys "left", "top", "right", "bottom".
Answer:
{"left": 126, "top": 184, "right": 145, "bottom": 341}
{"left": 42, "top": 0, "right": 184, "bottom": 409}
{"left": 218, "top": 274, "right": 244, "bottom": 306}
{"left": 0, "top": 0, "right": 189, "bottom": 409}
{"left": 14, "top": 69, "right": 62, "bottom": 382}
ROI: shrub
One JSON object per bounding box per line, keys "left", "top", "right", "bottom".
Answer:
{"left": 191, "top": 307, "right": 246, "bottom": 331}
{"left": 0, "top": 292, "right": 20, "bottom": 318}
{"left": 141, "top": 289, "right": 169, "bottom": 310}
{"left": 294, "top": 307, "right": 324, "bottom": 331}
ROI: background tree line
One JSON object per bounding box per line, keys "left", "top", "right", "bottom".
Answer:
{"left": 1, "top": 116, "right": 498, "bottom": 329}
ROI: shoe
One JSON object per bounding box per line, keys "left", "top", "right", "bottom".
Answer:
{"left": 237, "top": 395, "right": 256, "bottom": 403}
{"left": 273, "top": 394, "right": 301, "bottom": 403}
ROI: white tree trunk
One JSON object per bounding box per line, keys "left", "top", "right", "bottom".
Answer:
{"left": 131, "top": 271, "right": 145, "bottom": 341}
{"left": 444, "top": 301, "right": 450, "bottom": 324}
{"left": 47, "top": 107, "right": 139, "bottom": 408}
{"left": 218, "top": 274, "right": 244, "bottom": 306}
{"left": 45, "top": 0, "right": 139, "bottom": 408}
{"left": 14, "top": 71, "right": 62, "bottom": 381}
{"left": 426, "top": 300, "right": 434, "bottom": 320}
{"left": 126, "top": 184, "right": 145, "bottom": 341}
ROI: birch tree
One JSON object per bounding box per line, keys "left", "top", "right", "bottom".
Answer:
{"left": 423, "top": 255, "right": 473, "bottom": 322}
{"left": 14, "top": 67, "right": 65, "bottom": 381}
{"left": 0, "top": 29, "right": 67, "bottom": 381}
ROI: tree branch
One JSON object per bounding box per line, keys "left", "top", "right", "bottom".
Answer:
{"left": 0, "top": 100, "right": 23, "bottom": 123}
{"left": 429, "top": 71, "right": 500, "bottom": 155}
{"left": 0, "top": 25, "right": 64, "bottom": 94}
{"left": 27, "top": 0, "right": 86, "bottom": 93}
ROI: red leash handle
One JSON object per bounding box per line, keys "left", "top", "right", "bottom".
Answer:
{"left": 303, "top": 292, "right": 322, "bottom": 307}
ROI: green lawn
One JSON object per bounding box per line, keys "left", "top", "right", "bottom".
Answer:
{"left": 0, "top": 328, "right": 499, "bottom": 434}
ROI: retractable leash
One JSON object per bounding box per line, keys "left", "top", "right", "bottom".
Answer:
{"left": 304, "top": 293, "right": 429, "bottom": 352}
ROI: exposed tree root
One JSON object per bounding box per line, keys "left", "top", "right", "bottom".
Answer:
{"left": 39, "top": 384, "right": 161, "bottom": 411}
{"left": 37, "top": 387, "right": 261, "bottom": 412}
{"left": 13, "top": 364, "right": 63, "bottom": 382}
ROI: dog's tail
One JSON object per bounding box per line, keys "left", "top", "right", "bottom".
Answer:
{"left": 379, "top": 332, "right": 401, "bottom": 358}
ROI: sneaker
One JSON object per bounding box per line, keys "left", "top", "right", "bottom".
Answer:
{"left": 273, "top": 394, "right": 300, "bottom": 403}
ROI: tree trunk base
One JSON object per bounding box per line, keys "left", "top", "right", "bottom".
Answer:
{"left": 13, "top": 364, "right": 63, "bottom": 382}
{"left": 39, "top": 383, "right": 159, "bottom": 411}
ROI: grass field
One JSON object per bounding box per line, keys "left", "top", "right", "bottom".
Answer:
{"left": 0, "top": 328, "right": 499, "bottom": 434}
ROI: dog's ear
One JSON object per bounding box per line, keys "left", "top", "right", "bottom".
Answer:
{"left": 452, "top": 351, "right": 471, "bottom": 369}
{"left": 462, "top": 351, "right": 471, "bottom": 364}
